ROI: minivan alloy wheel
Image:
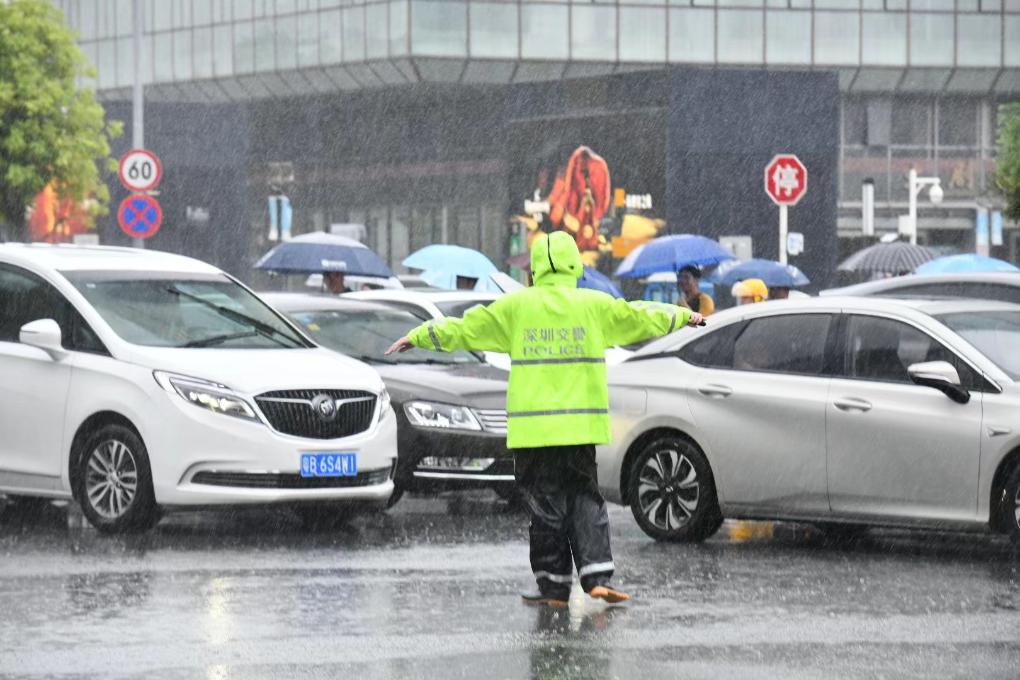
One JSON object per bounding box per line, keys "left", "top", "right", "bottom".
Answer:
{"left": 637, "top": 449, "right": 699, "bottom": 531}
{"left": 85, "top": 439, "right": 139, "bottom": 519}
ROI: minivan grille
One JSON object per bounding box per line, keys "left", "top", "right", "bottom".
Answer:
{"left": 191, "top": 468, "right": 390, "bottom": 489}
{"left": 475, "top": 408, "right": 508, "bottom": 435}
{"left": 255, "top": 389, "right": 376, "bottom": 440}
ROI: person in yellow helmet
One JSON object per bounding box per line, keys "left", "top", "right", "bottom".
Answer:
{"left": 732, "top": 278, "right": 769, "bottom": 305}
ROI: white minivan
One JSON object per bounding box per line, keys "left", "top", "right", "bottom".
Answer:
{"left": 0, "top": 244, "right": 397, "bottom": 532}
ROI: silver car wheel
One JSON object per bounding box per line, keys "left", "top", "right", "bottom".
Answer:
{"left": 1014, "top": 487, "right": 1020, "bottom": 530}
{"left": 636, "top": 448, "right": 700, "bottom": 532}
{"left": 84, "top": 439, "right": 139, "bottom": 520}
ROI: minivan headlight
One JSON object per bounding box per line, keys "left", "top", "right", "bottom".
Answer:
{"left": 403, "top": 401, "right": 481, "bottom": 431}
{"left": 153, "top": 371, "right": 259, "bottom": 422}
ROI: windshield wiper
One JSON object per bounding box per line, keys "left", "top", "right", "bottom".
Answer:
{"left": 351, "top": 354, "right": 398, "bottom": 365}
{"left": 181, "top": 331, "right": 259, "bottom": 348}
{"left": 166, "top": 286, "right": 301, "bottom": 348}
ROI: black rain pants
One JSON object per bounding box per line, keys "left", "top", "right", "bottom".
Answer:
{"left": 514, "top": 445, "right": 615, "bottom": 600}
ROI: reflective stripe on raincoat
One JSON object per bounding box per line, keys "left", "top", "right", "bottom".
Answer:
{"left": 408, "top": 231, "right": 690, "bottom": 448}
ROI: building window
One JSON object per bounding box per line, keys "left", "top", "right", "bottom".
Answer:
{"left": 938, "top": 99, "right": 978, "bottom": 147}
{"left": 668, "top": 8, "right": 715, "bottom": 64}
{"left": 957, "top": 14, "right": 1001, "bottom": 67}
{"left": 521, "top": 4, "right": 569, "bottom": 61}
{"left": 1007, "top": 16, "right": 1020, "bottom": 68}
{"left": 843, "top": 99, "right": 867, "bottom": 146}
{"left": 717, "top": 9, "right": 764, "bottom": 64}
{"left": 173, "top": 29, "right": 193, "bottom": 79}
{"left": 233, "top": 20, "right": 255, "bottom": 73}
{"left": 342, "top": 6, "right": 366, "bottom": 61}
{"left": 390, "top": 1, "right": 409, "bottom": 57}
{"left": 861, "top": 12, "right": 906, "bottom": 65}
{"left": 319, "top": 9, "right": 342, "bottom": 64}
{"left": 891, "top": 98, "right": 930, "bottom": 146}
{"left": 411, "top": 1, "right": 467, "bottom": 57}
{"left": 470, "top": 2, "right": 519, "bottom": 59}
{"left": 571, "top": 5, "right": 617, "bottom": 61}
{"left": 815, "top": 11, "right": 859, "bottom": 66}
{"left": 366, "top": 3, "right": 389, "bottom": 59}
{"left": 297, "top": 11, "right": 319, "bottom": 67}
{"left": 275, "top": 14, "right": 298, "bottom": 69}
{"left": 766, "top": 10, "right": 810, "bottom": 64}
{"left": 253, "top": 18, "right": 275, "bottom": 71}
{"left": 909, "top": 13, "right": 953, "bottom": 66}
{"left": 213, "top": 24, "right": 233, "bottom": 76}
{"left": 153, "top": 32, "right": 174, "bottom": 81}
{"left": 619, "top": 7, "right": 666, "bottom": 63}
{"left": 193, "top": 26, "right": 214, "bottom": 78}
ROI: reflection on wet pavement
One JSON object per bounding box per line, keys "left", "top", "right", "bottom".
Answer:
{"left": 2, "top": 494, "right": 1019, "bottom": 679}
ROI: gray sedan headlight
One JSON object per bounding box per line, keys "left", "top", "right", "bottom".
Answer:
{"left": 403, "top": 401, "right": 481, "bottom": 431}
{"left": 153, "top": 371, "right": 259, "bottom": 422}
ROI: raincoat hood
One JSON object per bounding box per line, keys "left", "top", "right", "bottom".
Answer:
{"left": 531, "top": 231, "right": 583, "bottom": 286}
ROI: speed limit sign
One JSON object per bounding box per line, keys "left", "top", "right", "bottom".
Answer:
{"left": 118, "top": 149, "right": 162, "bottom": 192}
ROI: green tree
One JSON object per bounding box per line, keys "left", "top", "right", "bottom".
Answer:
{"left": 996, "top": 102, "right": 1020, "bottom": 224}
{"left": 0, "top": 0, "right": 121, "bottom": 240}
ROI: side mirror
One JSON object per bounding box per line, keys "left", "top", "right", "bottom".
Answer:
{"left": 19, "top": 319, "right": 66, "bottom": 359}
{"left": 908, "top": 360, "right": 970, "bottom": 404}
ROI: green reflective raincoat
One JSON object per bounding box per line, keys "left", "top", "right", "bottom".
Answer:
{"left": 407, "top": 231, "right": 690, "bottom": 449}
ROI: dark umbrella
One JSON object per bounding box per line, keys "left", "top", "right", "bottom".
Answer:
{"left": 838, "top": 242, "right": 935, "bottom": 275}
{"left": 255, "top": 232, "right": 393, "bottom": 276}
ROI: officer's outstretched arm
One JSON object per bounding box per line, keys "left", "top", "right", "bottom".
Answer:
{"left": 406, "top": 298, "right": 511, "bottom": 353}
{"left": 600, "top": 299, "right": 692, "bottom": 347}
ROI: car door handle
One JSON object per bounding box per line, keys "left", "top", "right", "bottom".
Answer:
{"left": 698, "top": 384, "right": 733, "bottom": 398}
{"left": 834, "top": 397, "right": 872, "bottom": 412}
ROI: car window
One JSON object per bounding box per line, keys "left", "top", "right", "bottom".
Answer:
{"left": 372, "top": 299, "right": 432, "bottom": 320}
{"left": 0, "top": 265, "right": 107, "bottom": 354}
{"left": 676, "top": 322, "right": 744, "bottom": 369}
{"left": 843, "top": 315, "right": 984, "bottom": 388}
{"left": 936, "top": 310, "right": 1020, "bottom": 382}
{"left": 731, "top": 314, "right": 832, "bottom": 376}
{"left": 876, "top": 282, "right": 1020, "bottom": 304}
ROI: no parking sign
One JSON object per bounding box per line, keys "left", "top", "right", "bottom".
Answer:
{"left": 117, "top": 194, "right": 162, "bottom": 239}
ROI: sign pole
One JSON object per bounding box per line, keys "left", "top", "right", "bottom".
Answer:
{"left": 132, "top": 0, "right": 145, "bottom": 249}
{"left": 778, "top": 204, "right": 788, "bottom": 265}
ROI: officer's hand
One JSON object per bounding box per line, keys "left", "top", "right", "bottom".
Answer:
{"left": 385, "top": 336, "right": 414, "bottom": 355}
{"left": 687, "top": 312, "right": 705, "bottom": 327}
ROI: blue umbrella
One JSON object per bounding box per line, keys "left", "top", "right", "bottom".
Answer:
{"left": 255, "top": 232, "right": 392, "bottom": 277}
{"left": 615, "top": 234, "right": 736, "bottom": 278}
{"left": 578, "top": 267, "right": 624, "bottom": 298}
{"left": 403, "top": 245, "right": 498, "bottom": 291}
{"left": 708, "top": 258, "right": 811, "bottom": 287}
{"left": 915, "top": 254, "right": 1020, "bottom": 275}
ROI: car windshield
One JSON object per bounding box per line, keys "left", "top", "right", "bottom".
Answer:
{"left": 289, "top": 306, "right": 480, "bottom": 365}
{"left": 936, "top": 310, "right": 1020, "bottom": 380}
{"left": 64, "top": 271, "right": 308, "bottom": 349}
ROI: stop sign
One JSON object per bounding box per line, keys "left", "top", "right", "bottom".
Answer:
{"left": 764, "top": 154, "right": 807, "bottom": 206}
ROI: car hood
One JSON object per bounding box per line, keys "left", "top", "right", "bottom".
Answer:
{"left": 373, "top": 362, "right": 508, "bottom": 409}
{"left": 122, "top": 345, "right": 384, "bottom": 395}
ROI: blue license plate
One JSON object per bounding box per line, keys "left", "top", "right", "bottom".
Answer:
{"left": 300, "top": 452, "right": 358, "bottom": 478}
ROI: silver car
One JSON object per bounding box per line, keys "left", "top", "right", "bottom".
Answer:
{"left": 597, "top": 297, "right": 1020, "bottom": 543}
{"left": 821, "top": 272, "right": 1020, "bottom": 303}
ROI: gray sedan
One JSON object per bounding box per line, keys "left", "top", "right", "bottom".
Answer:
{"left": 597, "top": 296, "right": 1020, "bottom": 543}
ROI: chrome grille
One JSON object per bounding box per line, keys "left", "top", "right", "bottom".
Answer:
{"left": 191, "top": 468, "right": 390, "bottom": 489}
{"left": 475, "top": 408, "right": 507, "bottom": 435}
{"left": 255, "top": 389, "right": 376, "bottom": 440}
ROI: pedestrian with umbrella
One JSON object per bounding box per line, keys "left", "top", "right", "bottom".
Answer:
{"left": 386, "top": 232, "right": 702, "bottom": 608}
{"left": 255, "top": 232, "right": 392, "bottom": 295}
{"left": 677, "top": 265, "right": 715, "bottom": 315}
{"left": 709, "top": 258, "right": 810, "bottom": 300}
{"left": 402, "top": 244, "right": 499, "bottom": 292}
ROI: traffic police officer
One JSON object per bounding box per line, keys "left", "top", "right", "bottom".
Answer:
{"left": 387, "top": 231, "right": 702, "bottom": 607}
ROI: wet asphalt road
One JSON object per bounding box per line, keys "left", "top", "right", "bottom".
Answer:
{"left": 1, "top": 495, "right": 1019, "bottom": 680}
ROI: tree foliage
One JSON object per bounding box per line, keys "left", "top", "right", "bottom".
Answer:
{"left": 996, "top": 102, "right": 1020, "bottom": 224}
{"left": 0, "top": 0, "right": 121, "bottom": 237}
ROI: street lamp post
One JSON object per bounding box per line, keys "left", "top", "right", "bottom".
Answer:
{"left": 905, "top": 168, "right": 943, "bottom": 245}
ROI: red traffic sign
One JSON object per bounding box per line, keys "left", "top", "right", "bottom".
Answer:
{"left": 764, "top": 154, "right": 807, "bottom": 206}
{"left": 118, "top": 148, "right": 162, "bottom": 192}
{"left": 118, "top": 194, "right": 162, "bottom": 239}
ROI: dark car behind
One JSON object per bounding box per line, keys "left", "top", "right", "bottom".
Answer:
{"left": 260, "top": 293, "right": 513, "bottom": 505}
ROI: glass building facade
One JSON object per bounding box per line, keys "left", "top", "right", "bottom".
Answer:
{"left": 55, "top": 0, "right": 1020, "bottom": 269}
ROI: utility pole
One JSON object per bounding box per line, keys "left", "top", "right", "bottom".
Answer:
{"left": 131, "top": 0, "right": 144, "bottom": 249}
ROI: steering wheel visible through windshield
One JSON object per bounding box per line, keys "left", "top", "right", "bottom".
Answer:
{"left": 64, "top": 271, "right": 308, "bottom": 349}
{"left": 290, "top": 307, "right": 481, "bottom": 365}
